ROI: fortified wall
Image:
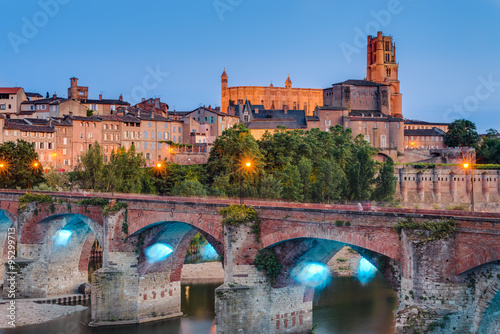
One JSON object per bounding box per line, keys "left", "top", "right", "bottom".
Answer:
{"left": 395, "top": 167, "right": 500, "bottom": 211}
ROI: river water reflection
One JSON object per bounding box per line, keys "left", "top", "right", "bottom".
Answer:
{"left": 4, "top": 273, "right": 397, "bottom": 334}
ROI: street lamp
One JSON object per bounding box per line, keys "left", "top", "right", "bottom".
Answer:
{"left": 28, "top": 161, "right": 40, "bottom": 191}
{"left": 240, "top": 161, "right": 252, "bottom": 204}
{"left": 463, "top": 162, "right": 474, "bottom": 212}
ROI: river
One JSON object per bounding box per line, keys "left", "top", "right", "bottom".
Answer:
{"left": 4, "top": 273, "right": 397, "bottom": 334}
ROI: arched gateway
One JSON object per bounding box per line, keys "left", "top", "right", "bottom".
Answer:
{"left": 1, "top": 190, "right": 499, "bottom": 333}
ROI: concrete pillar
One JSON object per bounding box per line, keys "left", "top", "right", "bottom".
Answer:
{"left": 395, "top": 230, "right": 473, "bottom": 333}
{"left": 416, "top": 172, "right": 424, "bottom": 202}
{"left": 432, "top": 169, "right": 441, "bottom": 203}
{"left": 215, "top": 223, "right": 312, "bottom": 334}
{"left": 399, "top": 168, "right": 408, "bottom": 202}
{"left": 482, "top": 172, "right": 490, "bottom": 202}
{"left": 449, "top": 172, "right": 457, "bottom": 202}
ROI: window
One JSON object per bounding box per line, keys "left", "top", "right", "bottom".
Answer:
{"left": 110, "top": 105, "right": 116, "bottom": 112}
{"left": 144, "top": 131, "right": 147, "bottom": 139}
{"left": 173, "top": 127, "right": 176, "bottom": 133}
{"left": 4, "top": 130, "right": 8, "bottom": 136}
{"left": 93, "top": 123, "right": 96, "bottom": 128}
{"left": 146, "top": 153, "right": 151, "bottom": 160}
{"left": 165, "top": 123, "right": 168, "bottom": 128}
{"left": 41, "top": 105, "right": 46, "bottom": 110}
{"left": 79, "top": 91, "right": 85, "bottom": 96}
{"left": 244, "top": 115, "right": 249, "bottom": 122}
{"left": 158, "top": 143, "right": 162, "bottom": 149}
{"left": 210, "top": 116, "right": 214, "bottom": 123}
{"left": 40, "top": 142, "right": 44, "bottom": 149}
{"left": 158, "top": 132, "right": 161, "bottom": 139}
{"left": 48, "top": 143, "right": 52, "bottom": 149}
{"left": 151, "top": 131, "right": 155, "bottom": 139}
{"left": 374, "top": 122, "right": 377, "bottom": 129}
{"left": 381, "top": 135, "right": 387, "bottom": 149}
{"left": 364, "top": 122, "right": 367, "bottom": 129}
{"left": 148, "top": 122, "right": 152, "bottom": 127}
{"left": 364, "top": 135, "right": 370, "bottom": 143}
{"left": 63, "top": 148, "right": 67, "bottom": 155}
{"left": 104, "top": 134, "right": 108, "bottom": 141}
{"left": 385, "top": 123, "right": 387, "bottom": 128}
{"left": 144, "top": 142, "right": 147, "bottom": 149}
{"left": 178, "top": 136, "right": 181, "bottom": 142}
{"left": 90, "top": 104, "right": 98, "bottom": 111}
{"left": 325, "top": 120, "right": 331, "bottom": 126}
{"left": 397, "top": 122, "right": 400, "bottom": 129}
{"left": 178, "top": 127, "right": 181, "bottom": 133}
{"left": 30, "top": 105, "right": 34, "bottom": 111}
{"left": 151, "top": 142, "right": 155, "bottom": 149}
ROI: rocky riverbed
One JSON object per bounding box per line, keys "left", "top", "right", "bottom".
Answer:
{"left": 0, "top": 301, "right": 86, "bottom": 328}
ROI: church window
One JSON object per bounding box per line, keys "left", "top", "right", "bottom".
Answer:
{"left": 386, "top": 68, "right": 391, "bottom": 77}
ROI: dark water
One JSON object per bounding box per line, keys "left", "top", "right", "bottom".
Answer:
{"left": 3, "top": 274, "right": 397, "bottom": 334}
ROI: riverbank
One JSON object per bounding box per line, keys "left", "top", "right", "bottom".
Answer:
{"left": 0, "top": 301, "right": 86, "bottom": 328}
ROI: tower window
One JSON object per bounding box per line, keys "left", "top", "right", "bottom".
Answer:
{"left": 386, "top": 68, "right": 391, "bottom": 77}
{"left": 385, "top": 41, "right": 390, "bottom": 50}
{"left": 385, "top": 53, "right": 390, "bottom": 62}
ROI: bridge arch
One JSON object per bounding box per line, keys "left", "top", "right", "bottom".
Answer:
{"left": 0, "top": 210, "right": 16, "bottom": 282}
{"left": 262, "top": 237, "right": 400, "bottom": 292}
{"left": 16, "top": 213, "right": 103, "bottom": 297}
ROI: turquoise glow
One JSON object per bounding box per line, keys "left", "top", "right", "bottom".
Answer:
{"left": 357, "top": 258, "right": 377, "bottom": 285}
{"left": 145, "top": 243, "right": 174, "bottom": 263}
{"left": 293, "top": 262, "right": 331, "bottom": 288}
{"left": 53, "top": 229, "right": 73, "bottom": 247}
{"left": 199, "top": 242, "right": 218, "bottom": 261}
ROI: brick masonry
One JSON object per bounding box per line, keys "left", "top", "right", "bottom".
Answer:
{"left": 0, "top": 190, "right": 498, "bottom": 332}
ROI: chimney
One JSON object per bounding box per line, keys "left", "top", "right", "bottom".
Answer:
{"left": 154, "top": 98, "right": 160, "bottom": 109}
{"left": 141, "top": 98, "right": 145, "bottom": 102}
{"left": 53, "top": 92, "right": 57, "bottom": 98}
{"left": 119, "top": 94, "right": 123, "bottom": 101}
{"left": 255, "top": 107, "right": 259, "bottom": 114}
{"left": 99, "top": 94, "right": 102, "bottom": 101}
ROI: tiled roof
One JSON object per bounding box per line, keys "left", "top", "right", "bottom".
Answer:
{"left": 72, "top": 115, "right": 102, "bottom": 122}
{"left": 319, "top": 106, "right": 348, "bottom": 110}
{"left": 404, "top": 119, "right": 450, "bottom": 126}
{"left": 25, "top": 92, "right": 43, "bottom": 98}
{"left": 404, "top": 128, "right": 445, "bottom": 136}
{"left": 0, "top": 88, "right": 22, "bottom": 94}
{"left": 81, "top": 99, "right": 129, "bottom": 106}
{"left": 4, "top": 121, "right": 54, "bottom": 133}
{"left": 306, "top": 116, "right": 320, "bottom": 121}
{"left": 21, "top": 97, "right": 63, "bottom": 105}
{"left": 332, "top": 79, "right": 386, "bottom": 87}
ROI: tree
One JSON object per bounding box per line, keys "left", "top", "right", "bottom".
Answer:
{"left": 346, "top": 139, "right": 376, "bottom": 201}
{"left": 444, "top": 119, "right": 480, "bottom": 148}
{"left": 171, "top": 179, "right": 207, "bottom": 197}
{"left": 280, "top": 163, "right": 303, "bottom": 202}
{"left": 372, "top": 157, "right": 397, "bottom": 202}
{"left": 78, "top": 142, "right": 106, "bottom": 190}
{"left": 206, "top": 124, "right": 264, "bottom": 196}
{"left": 297, "top": 157, "right": 313, "bottom": 201}
{"left": 0, "top": 140, "right": 44, "bottom": 190}
{"left": 107, "top": 145, "right": 145, "bottom": 193}
{"left": 477, "top": 135, "right": 500, "bottom": 164}
{"left": 311, "top": 159, "right": 346, "bottom": 203}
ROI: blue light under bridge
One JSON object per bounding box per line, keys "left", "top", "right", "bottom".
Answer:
{"left": 357, "top": 257, "right": 378, "bottom": 285}
{"left": 292, "top": 262, "right": 332, "bottom": 289}
{"left": 145, "top": 243, "right": 174, "bottom": 263}
{"left": 53, "top": 229, "right": 73, "bottom": 247}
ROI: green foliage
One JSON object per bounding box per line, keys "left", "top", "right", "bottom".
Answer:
{"left": 445, "top": 203, "right": 470, "bottom": 211}
{"left": 220, "top": 205, "right": 260, "bottom": 242}
{"left": 372, "top": 157, "right": 397, "bottom": 201}
{"left": 257, "top": 173, "right": 283, "bottom": 199}
{"left": 18, "top": 193, "right": 53, "bottom": 211}
{"left": 394, "top": 218, "right": 457, "bottom": 243}
{"left": 254, "top": 249, "right": 282, "bottom": 285}
{"left": 104, "top": 201, "right": 128, "bottom": 215}
{"left": 0, "top": 140, "right": 44, "bottom": 190}
{"left": 76, "top": 143, "right": 145, "bottom": 193}
{"left": 86, "top": 109, "right": 94, "bottom": 116}
{"left": 280, "top": 163, "right": 303, "bottom": 202}
{"left": 77, "top": 197, "right": 109, "bottom": 207}
{"left": 477, "top": 133, "right": 500, "bottom": 164}
{"left": 444, "top": 119, "right": 480, "bottom": 148}
{"left": 171, "top": 179, "right": 207, "bottom": 197}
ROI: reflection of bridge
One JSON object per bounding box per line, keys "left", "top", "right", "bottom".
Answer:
{"left": 1, "top": 190, "right": 499, "bottom": 333}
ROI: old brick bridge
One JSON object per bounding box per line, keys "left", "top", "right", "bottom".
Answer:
{"left": 0, "top": 190, "right": 499, "bottom": 333}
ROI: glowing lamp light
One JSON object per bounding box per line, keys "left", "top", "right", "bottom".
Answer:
{"left": 293, "top": 262, "right": 331, "bottom": 288}
{"left": 357, "top": 257, "right": 378, "bottom": 285}
{"left": 463, "top": 163, "right": 469, "bottom": 169}
{"left": 199, "top": 242, "right": 218, "bottom": 261}
{"left": 245, "top": 162, "right": 251, "bottom": 168}
{"left": 145, "top": 243, "right": 173, "bottom": 263}
{"left": 53, "top": 229, "right": 73, "bottom": 247}
{"left": 156, "top": 163, "right": 162, "bottom": 168}
{"left": 33, "top": 162, "right": 39, "bottom": 167}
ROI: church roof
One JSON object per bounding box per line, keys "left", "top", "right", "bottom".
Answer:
{"left": 285, "top": 75, "right": 292, "bottom": 85}
{"left": 221, "top": 69, "right": 228, "bottom": 78}
{"left": 332, "top": 79, "right": 387, "bottom": 87}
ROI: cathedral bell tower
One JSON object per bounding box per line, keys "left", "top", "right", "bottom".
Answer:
{"left": 367, "top": 32, "right": 403, "bottom": 118}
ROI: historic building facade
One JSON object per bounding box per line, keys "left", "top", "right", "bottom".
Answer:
{"left": 221, "top": 70, "right": 323, "bottom": 116}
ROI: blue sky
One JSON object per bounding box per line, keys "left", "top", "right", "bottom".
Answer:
{"left": 1, "top": 0, "right": 499, "bottom": 132}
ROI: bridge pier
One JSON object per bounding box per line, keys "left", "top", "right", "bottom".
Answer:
{"left": 90, "top": 214, "right": 194, "bottom": 326}
{"left": 395, "top": 229, "right": 500, "bottom": 333}
{"left": 215, "top": 224, "right": 313, "bottom": 334}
